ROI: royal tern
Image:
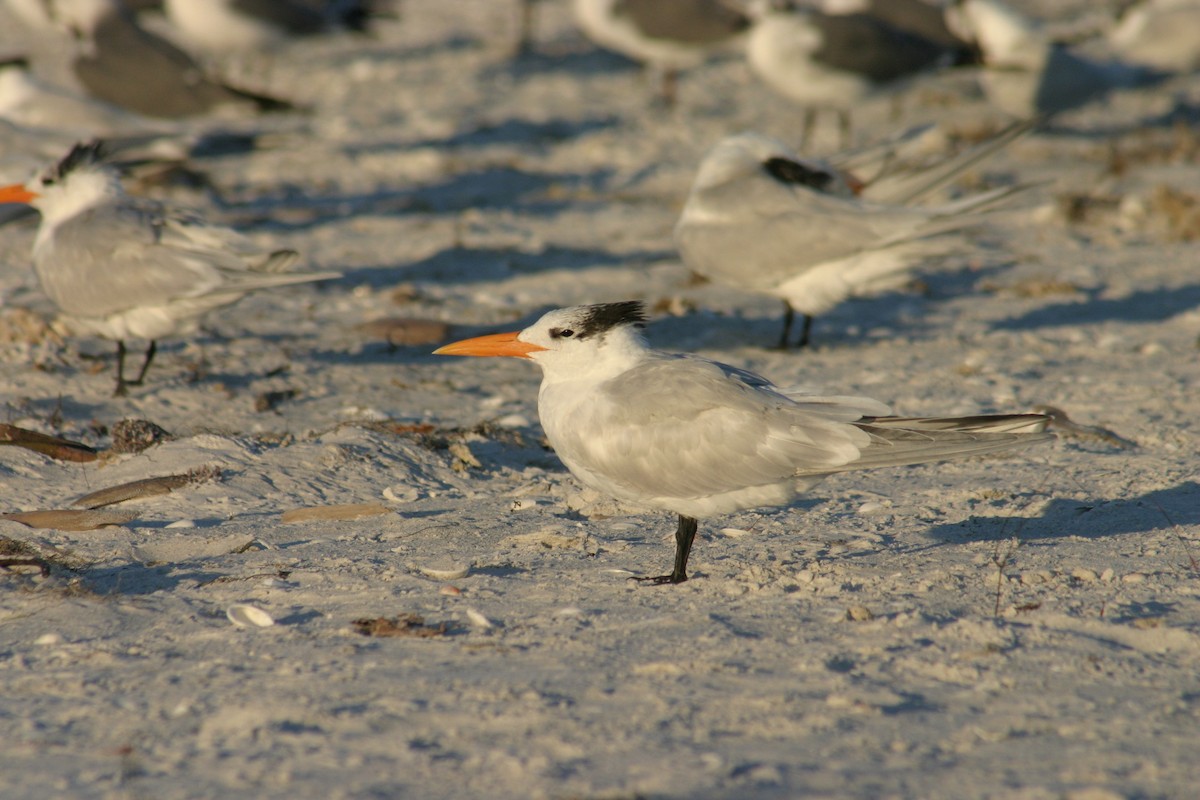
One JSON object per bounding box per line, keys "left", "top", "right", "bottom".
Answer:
{"left": 435, "top": 301, "right": 1052, "bottom": 584}
{"left": 746, "top": 2, "right": 971, "bottom": 148}
{"left": 674, "top": 124, "right": 1031, "bottom": 349}
{"left": 46, "top": 0, "right": 295, "bottom": 118}
{"left": 572, "top": 0, "right": 750, "bottom": 104}
{"left": 0, "top": 141, "right": 340, "bottom": 395}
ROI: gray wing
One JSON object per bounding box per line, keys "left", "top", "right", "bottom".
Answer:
{"left": 549, "top": 355, "right": 879, "bottom": 500}
{"left": 615, "top": 0, "right": 748, "bottom": 44}
{"left": 676, "top": 173, "right": 933, "bottom": 289}
{"left": 34, "top": 202, "right": 228, "bottom": 318}
{"left": 808, "top": 12, "right": 946, "bottom": 81}
{"left": 35, "top": 201, "right": 333, "bottom": 319}
{"left": 73, "top": 13, "right": 239, "bottom": 118}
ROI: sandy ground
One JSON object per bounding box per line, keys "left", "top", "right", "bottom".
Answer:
{"left": 1, "top": 2, "right": 1199, "bottom": 798}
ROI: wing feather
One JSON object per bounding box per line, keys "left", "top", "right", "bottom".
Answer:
{"left": 34, "top": 201, "right": 333, "bottom": 320}
{"left": 544, "top": 356, "right": 874, "bottom": 502}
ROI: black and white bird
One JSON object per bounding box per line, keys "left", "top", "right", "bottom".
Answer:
{"left": 674, "top": 123, "right": 1031, "bottom": 349}
{"left": 435, "top": 302, "right": 1052, "bottom": 584}
{"left": 572, "top": 0, "right": 751, "bottom": 104}
{"left": 746, "top": 1, "right": 975, "bottom": 148}
{"left": 0, "top": 142, "right": 340, "bottom": 395}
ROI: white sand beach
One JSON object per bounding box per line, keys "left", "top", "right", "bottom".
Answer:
{"left": 1, "top": 2, "right": 1198, "bottom": 797}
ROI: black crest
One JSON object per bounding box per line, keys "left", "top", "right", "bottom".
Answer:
{"left": 44, "top": 140, "right": 106, "bottom": 184}
{"left": 575, "top": 301, "right": 647, "bottom": 340}
{"left": 763, "top": 156, "right": 837, "bottom": 193}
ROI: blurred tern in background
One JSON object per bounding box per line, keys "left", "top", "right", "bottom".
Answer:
{"left": 674, "top": 122, "right": 1033, "bottom": 349}
{"left": 747, "top": 0, "right": 977, "bottom": 148}
{"left": 436, "top": 301, "right": 1052, "bottom": 584}
{"left": 573, "top": 0, "right": 750, "bottom": 104}
{"left": 0, "top": 141, "right": 341, "bottom": 395}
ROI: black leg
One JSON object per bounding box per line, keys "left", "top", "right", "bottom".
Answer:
{"left": 635, "top": 515, "right": 699, "bottom": 586}
{"left": 777, "top": 304, "right": 813, "bottom": 350}
{"left": 795, "top": 314, "right": 813, "bottom": 349}
{"left": 129, "top": 340, "right": 157, "bottom": 386}
{"left": 113, "top": 340, "right": 129, "bottom": 397}
{"left": 777, "top": 303, "right": 795, "bottom": 350}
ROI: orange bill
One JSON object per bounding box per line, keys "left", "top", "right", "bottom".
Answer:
{"left": 433, "top": 331, "right": 546, "bottom": 359}
{"left": 0, "top": 184, "right": 37, "bottom": 204}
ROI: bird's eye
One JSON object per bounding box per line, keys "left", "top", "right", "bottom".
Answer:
{"left": 550, "top": 328, "right": 575, "bottom": 339}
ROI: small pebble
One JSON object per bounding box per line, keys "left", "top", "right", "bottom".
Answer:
{"left": 1071, "top": 567, "right": 1098, "bottom": 582}
{"left": 1122, "top": 572, "right": 1147, "bottom": 584}
{"left": 34, "top": 632, "right": 62, "bottom": 646}
{"left": 439, "top": 585, "right": 461, "bottom": 596}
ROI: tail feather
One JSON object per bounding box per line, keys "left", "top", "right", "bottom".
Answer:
{"left": 866, "top": 119, "right": 1038, "bottom": 206}
{"left": 217, "top": 263, "right": 342, "bottom": 294}
{"left": 795, "top": 413, "right": 1053, "bottom": 475}
{"left": 256, "top": 249, "right": 302, "bottom": 273}
{"left": 871, "top": 413, "right": 1050, "bottom": 434}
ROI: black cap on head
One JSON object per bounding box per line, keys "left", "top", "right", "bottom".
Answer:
{"left": 574, "top": 301, "right": 647, "bottom": 340}
{"left": 45, "top": 140, "right": 106, "bottom": 184}
{"left": 762, "top": 156, "right": 838, "bottom": 193}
